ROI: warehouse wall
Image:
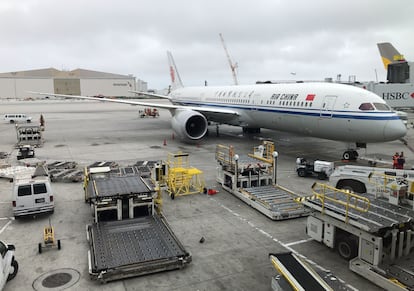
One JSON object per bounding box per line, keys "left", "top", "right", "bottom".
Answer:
{"left": 0, "top": 78, "right": 53, "bottom": 99}
{"left": 80, "top": 79, "right": 136, "bottom": 97}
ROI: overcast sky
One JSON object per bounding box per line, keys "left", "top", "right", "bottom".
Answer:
{"left": 1, "top": 0, "right": 413, "bottom": 90}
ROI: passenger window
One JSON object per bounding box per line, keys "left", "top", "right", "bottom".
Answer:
{"left": 0, "top": 241, "right": 6, "bottom": 258}
{"left": 18, "top": 185, "right": 32, "bottom": 196}
{"left": 359, "top": 103, "right": 375, "bottom": 110}
{"left": 33, "top": 183, "right": 47, "bottom": 194}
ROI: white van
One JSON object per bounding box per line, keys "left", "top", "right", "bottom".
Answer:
{"left": 3, "top": 114, "right": 32, "bottom": 123}
{"left": 12, "top": 165, "right": 54, "bottom": 218}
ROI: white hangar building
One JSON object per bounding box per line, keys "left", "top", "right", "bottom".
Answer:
{"left": 0, "top": 68, "right": 142, "bottom": 99}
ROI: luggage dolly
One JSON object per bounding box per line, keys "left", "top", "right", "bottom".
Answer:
{"left": 38, "top": 219, "right": 61, "bottom": 254}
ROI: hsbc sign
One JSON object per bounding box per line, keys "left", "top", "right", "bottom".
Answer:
{"left": 382, "top": 92, "right": 414, "bottom": 100}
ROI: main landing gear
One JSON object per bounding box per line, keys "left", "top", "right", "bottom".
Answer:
{"left": 342, "top": 150, "right": 359, "bottom": 161}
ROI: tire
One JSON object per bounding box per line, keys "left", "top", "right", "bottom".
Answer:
{"left": 38, "top": 243, "right": 42, "bottom": 254}
{"left": 10, "top": 120, "right": 14, "bottom": 124}
{"left": 317, "top": 172, "right": 327, "bottom": 180}
{"left": 337, "top": 236, "right": 358, "bottom": 260}
{"left": 297, "top": 168, "right": 307, "bottom": 177}
{"left": 7, "top": 259, "right": 18, "bottom": 281}
{"left": 171, "top": 193, "right": 175, "bottom": 200}
{"left": 336, "top": 179, "right": 366, "bottom": 194}
{"left": 57, "top": 240, "right": 61, "bottom": 250}
{"left": 342, "top": 151, "right": 351, "bottom": 160}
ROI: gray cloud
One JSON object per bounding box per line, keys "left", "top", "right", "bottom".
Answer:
{"left": 1, "top": 0, "right": 413, "bottom": 89}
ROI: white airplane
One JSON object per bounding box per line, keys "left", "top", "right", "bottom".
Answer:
{"left": 32, "top": 52, "right": 407, "bottom": 160}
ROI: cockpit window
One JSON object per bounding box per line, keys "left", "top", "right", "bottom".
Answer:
{"left": 373, "top": 103, "right": 391, "bottom": 111}
{"left": 359, "top": 103, "right": 375, "bottom": 110}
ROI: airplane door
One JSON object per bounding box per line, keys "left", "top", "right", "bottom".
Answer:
{"left": 320, "top": 96, "right": 337, "bottom": 118}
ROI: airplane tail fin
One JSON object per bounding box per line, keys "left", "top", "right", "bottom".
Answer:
{"left": 377, "top": 42, "right": 406, "bottom": 70}
{"left": 167, "top": 51, "right": 184, "bottom": 91}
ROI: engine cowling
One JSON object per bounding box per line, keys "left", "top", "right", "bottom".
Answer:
{"left": 171, "top": 109, "right": 208, "bottom": 140}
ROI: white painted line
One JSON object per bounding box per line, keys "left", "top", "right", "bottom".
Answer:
{"left": 284, "top": 238, "right": 314, "bottom": 247}
{"left": 211, "top": 197, "right": 358, "bottom": 290}
{"left": 0, "top": 219, "right": 12, "bottom": 234}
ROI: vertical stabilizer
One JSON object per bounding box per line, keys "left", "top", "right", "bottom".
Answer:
{"left": 377, "top": 42, "right": 406, "bottom": 70}
{"left": 167, "top": 51, "right": 184, "bottom": 90}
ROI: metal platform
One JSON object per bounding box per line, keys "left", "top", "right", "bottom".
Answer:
{"left": 226, "top": 185, "right": 310, "bottom": 220}
{"left": 303, "top": 191, "right": 414, "bottom": 233}
{"left": 86, "top": 174, "right": 154, "bottom": 201}
{"left": 87, "top": 215, "right": 191, "bottom": 282}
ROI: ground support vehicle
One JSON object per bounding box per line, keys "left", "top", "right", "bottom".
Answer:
{"left": 139, "top": 108, "right": 159, "bottom": 118}
{"left": 4, "top": 114, "right": 32, "bottom": 123}
{"left": 38, "top": 220, "right": 61, "bottom": 254}
{"left": 0, "top": 240, "right": 18, "bottom": 290}
{"left": 16, "top": 145, "right": 35, "bottom": 160}
{"left": 329, "top": 165, "right": 414, "bottom": 194}
{"left": 216, "top": 142, "right": 310, "bottom": 220}
{"left": 300, "top": 182, "right": 414, "bottom": 291}
{"left": 12, "top": 165, "right": 54, "bottom": 218}
{"left": 269, "top": 252, "right": 353, "bottom": 291}
{"left": 295, "top": 158, "right": 334, "bottom": 180}
{"left": 15, "top": 124, "right": 43, "bottom": 147}
{"left": 84, "top": 166, "right": 191, "bottom": 283}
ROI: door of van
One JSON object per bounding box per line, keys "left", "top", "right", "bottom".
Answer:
{"left": 32, "top": 182, "right": 50, "bottom": 207}
{"left": 15, "top": 184, "right": 34, "bottom": 212}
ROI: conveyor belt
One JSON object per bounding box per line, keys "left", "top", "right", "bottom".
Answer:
{"left": 304, "top": 192, "right": 414, "bottom": 233}
{"left": 272, "top": 252, "right": 327, "bottom": 291}
{"left": 88, "top": 215, "right": 191, "bottom": 272}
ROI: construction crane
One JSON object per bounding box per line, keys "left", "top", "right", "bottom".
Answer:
{"left": 219, "top": 33, "right": 239, "bottom": 85}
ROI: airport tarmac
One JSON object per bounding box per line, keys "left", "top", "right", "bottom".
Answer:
{"left": 0, "top": 99, "right": 413, "bottom": 291}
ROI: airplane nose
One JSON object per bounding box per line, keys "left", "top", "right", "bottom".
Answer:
{"left": 384, "top": 119, "right": 407, "bottom": 141}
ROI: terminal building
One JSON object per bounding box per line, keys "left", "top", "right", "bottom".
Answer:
{"left": 0, "top": 68, "right": 147, "bottom": 99}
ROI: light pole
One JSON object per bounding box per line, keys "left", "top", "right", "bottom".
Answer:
{"left": 234, "top": 154, "right": 239, "bottom": 190}
{"left": 272, "top": 151, "right": 278, "bottom": 185}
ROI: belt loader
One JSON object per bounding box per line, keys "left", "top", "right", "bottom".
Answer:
{"left": 300, "top": 182, "right": 414, "bottom": 291}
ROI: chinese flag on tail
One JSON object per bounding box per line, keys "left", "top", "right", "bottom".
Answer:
{"left": 306, "top": 94, "right": 315, "bottom": 101}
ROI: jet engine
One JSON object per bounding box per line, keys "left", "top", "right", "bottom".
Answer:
{"left": 171, "top": 109, "right": 208, "bottom": 140}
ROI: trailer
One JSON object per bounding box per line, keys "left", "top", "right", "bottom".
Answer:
{"left": 216, "top": 142, "right": 310, "bottom": 220}
{"left": 300, "top": 182, "right": 414, "bottom": 291}
{"left": 84, "top": 166, "right": 191, "bottom": 283}
{"left": 15, "top": 124, "right": 43, "bottom": 147}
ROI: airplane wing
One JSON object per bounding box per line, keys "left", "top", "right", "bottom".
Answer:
{"left": 29, "top": 92, "right": 239, "bottom": 116}
{"left": 128, "top": 90, "right": 172, "bottom": 100}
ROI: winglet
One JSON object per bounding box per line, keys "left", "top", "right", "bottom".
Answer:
{"left": 167, "top": 51, "right": 184, "bottom": 90}
{"left": 377, "top": 42, "right": 406, "bottom": 70}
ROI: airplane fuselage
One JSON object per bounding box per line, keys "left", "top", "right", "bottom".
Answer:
{"left": 169, "top": 82, "right": 406, "bottom": 143}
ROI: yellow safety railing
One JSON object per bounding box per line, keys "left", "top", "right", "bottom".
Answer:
{"left": 310, "top": 183, "right": 370, "bottom": 223}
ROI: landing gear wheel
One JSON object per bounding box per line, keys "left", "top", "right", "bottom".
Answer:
{"left": 57, "top": 240, "right": 61, "bottom": 250}
{"left": 7, "top": 259, "right": 18, "bottom": 281}
{"left": 343, "top": 151, "right": 358, "bottom": 161}
{"left": 171, "top": 193, "right": 175, "bottom": 200}
{"left": 38, "top": 243, "right": 42, "bottom": 254}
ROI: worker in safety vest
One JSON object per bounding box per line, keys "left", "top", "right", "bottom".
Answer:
{"left": 392, "top": 152, "right": 399, "bottom": 169}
